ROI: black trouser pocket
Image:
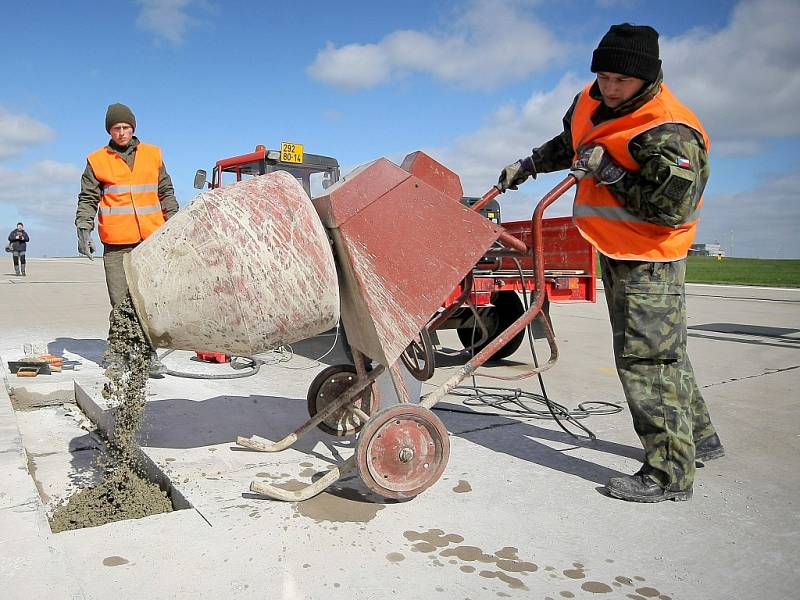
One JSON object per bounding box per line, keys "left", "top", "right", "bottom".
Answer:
{"left": 622, "top": 281, "right": 685, "bottom": 360}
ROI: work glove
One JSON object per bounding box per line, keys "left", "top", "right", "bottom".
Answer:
{"left": 571, "top": 145, "right": 626, "bottom": 185}
{"left": 77, "top": 228, "right": 95, "bottom": 260}
{"left": 496, "top": 156, "right": 536, "bottom": 193}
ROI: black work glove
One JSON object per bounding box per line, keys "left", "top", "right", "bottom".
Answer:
{"left": 496, "top": 156, "right": 536, "bottom": 192}
{"left": 77, "top": 228, "right": 95, "bottom": 260}
{"left": 571, "top": 145, "right": 626, "bottom": 184}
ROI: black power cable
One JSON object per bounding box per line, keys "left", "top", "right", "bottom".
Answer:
{"left": 439, "top": 257, "right": 622, "bottom": 441}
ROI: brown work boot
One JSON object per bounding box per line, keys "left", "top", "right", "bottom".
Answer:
{"left": 695, "top": 432, "right": 725, "bottom": 462}
{"left": 606, "top": 472, "right": 692, "bottom": 503}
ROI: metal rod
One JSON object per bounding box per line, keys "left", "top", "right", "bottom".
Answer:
{"left": 236, "top": 365, "right": 385, "bottom": 452}
{"left": 389, "top": 361, "right": 413, "bottom": 404}
{"left": 427, "top": 272, "right": 474, "bottom": 332}
{"left": 249, "top": 457, "right": 356, "bottom": 501}
{"left": 459, "top": 298, "right": 490, "bottom": 351}
{"left": 498, "top": 231, "right": 529, "bottom": 254}
{"left": 350, "top": 406, "right": 370, "bottom": 422}
{"left": 352, "top": 347, "right": 369, "bottom": 378}
{"left": 470, "top": 187, "right": 500, "bottom": 213}
{"left": 419, "top": 175, "right": 578, "bottom": 411}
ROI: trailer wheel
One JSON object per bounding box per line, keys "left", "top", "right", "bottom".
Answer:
{"left": 356, "top": 404, "right": 450, "bottom": 500}
{"left": 307, "top": 364, "right": 379, "bottom": 437}
{"left": 457, "top": 292, "right": 537, "bottom": 360}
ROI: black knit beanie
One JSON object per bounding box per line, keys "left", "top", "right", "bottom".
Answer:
{"left": 591, "top": 23, "right": 661, "bottom": 81}
{"left": 105, "top": 103, "right": 136, "bottom": 132}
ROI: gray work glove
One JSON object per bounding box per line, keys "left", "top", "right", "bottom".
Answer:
{"left": 77, "top": 228, "right": 95, "bottom": 260}
{"left": 496, "top": 156, "right": 536, "bottom": 192}
{"left": 571, "top": 145, "right": 627, "bottom": 184}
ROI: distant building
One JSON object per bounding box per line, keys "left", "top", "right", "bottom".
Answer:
{"left": 689, "top": 243, "right": 725, "bottom": 257}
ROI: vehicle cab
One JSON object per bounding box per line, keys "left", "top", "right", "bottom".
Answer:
{"left": 194, "top": 142, "right": 340, "bottom": 198}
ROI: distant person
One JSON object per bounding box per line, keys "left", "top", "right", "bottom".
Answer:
{"left": 496, "top": 24, "right": 723, "bottom": 503}
{"left": 75, "top": 103, "right": 179, "bottom": 375}
{"left": 7, "top": 222, "right": 30, "bottom": 276}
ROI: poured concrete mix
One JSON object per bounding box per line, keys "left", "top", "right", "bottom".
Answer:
{"left": 50, "top": 297, "right": 171, "bottom": 532}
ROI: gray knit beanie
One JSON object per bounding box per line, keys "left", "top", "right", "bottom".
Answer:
{"left": 105, "top": 103, "right": 136, "bottom": 132}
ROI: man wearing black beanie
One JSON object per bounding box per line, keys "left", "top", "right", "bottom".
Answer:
{"left": 496, "top": 23, "right": 723, "bottom": 503}
{"left": 75, "top": 103, "right": 180, "bottom": 377}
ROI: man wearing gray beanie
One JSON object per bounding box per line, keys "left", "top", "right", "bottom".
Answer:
{"left": 75, "top": 102, "right": 179, "bottom": 376}
{"left": 496, "top": 23, "right": 723, "bottom": 503}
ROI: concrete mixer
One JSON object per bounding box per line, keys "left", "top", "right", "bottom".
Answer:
{"left": 121, "top": 151, "right": 587, "bottom": 502}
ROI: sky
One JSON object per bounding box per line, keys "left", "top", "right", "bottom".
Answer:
{"left": 1, "top": 0, "right": 798, "bottom": 259}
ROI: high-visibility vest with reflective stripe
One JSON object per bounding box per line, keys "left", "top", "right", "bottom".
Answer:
{"left": 87, "top": 143, "right": 166, "bottom": 245}
{"left": 571, "top": 83, "right": 709, "bottom": 261}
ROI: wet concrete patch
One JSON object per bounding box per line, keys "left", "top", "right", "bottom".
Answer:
{"left": 10, "top": 386, "right": 76, "bottom": 411}
{"left": 49, "top": 298, "right": 175, "bottom": 532}
{"left": 403, "top": 529, "right": 537, "bottom": 592}
{"left": 400, "top": 527, "right": 673, "bottom": 597}
{"left": 581, "top": 581, "right": 613, "bottom": 593}
{"left": 293, "top": 481, "right": 385, "bottom": 523}
{"left": 452, "top": 479, "right": 472, "bottom": 493}
{"left": 563, "top": 563, "right": 586, "bottom": 579}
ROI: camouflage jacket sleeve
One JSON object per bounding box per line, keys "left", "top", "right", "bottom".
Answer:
{"left": 158, "top": 164, "right": 179, "bottom": 219}
{"left": 608, "top": 123, "right": 709, "bottom": 228}
{"left": 75, "top": 161, "right": 100, "bottom": 230}
{"left": 529, "top": 94, "right": 580, "bottom": 174}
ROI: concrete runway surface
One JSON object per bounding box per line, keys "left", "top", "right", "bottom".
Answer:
{"left": 1, "top": 258, "right": 798, "bottom": 600}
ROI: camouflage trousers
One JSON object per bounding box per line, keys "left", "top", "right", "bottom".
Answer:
{"left": 600, "top": 255, "right": 717, "bottom": 491}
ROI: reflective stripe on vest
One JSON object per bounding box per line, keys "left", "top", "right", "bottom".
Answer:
{"left": 573, "top": 203, "right": 700, "bottom": 225}
{"left": 570, "top": 83, "right": 709, "bottom": 262}
{"left": 99, "top": 204, "right": 163, "bottom": 216}
{"left": 100, "top": 184, "right": 159, "bottom": 196}
{"left": 87, "top": 143, "right": 166, "bottom": 245}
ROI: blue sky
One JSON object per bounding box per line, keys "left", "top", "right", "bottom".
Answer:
{"left": 1, "top": 0, "right": 798, "bottom": 259}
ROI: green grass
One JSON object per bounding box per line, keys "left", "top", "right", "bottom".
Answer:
{"left": 685, "top": 256, "right": 800, "bottom": 287}
{"left": 595, "top": 256, "right": 800, "bottom": 287}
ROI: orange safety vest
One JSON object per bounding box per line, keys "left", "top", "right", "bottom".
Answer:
{"left": 87, "top": 143, "right": 166, "bottom": 245}
{"left": 571, "top": 83, "right": 709, "bottom": 261}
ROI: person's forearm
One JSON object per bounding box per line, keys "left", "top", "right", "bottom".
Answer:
{"left": 76, "top": 163, "right": 101, "bottom": 229}
{"left": 158, "top": 164, "right": 179, "bottom": 217}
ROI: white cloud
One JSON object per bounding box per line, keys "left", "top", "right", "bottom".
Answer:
{"left": 0, "top": 107, "right": 54, "bottom": 160}
{"left": 307, "top": 0, "right": 567, "bottom": 90}
{"left": 310, "top": 42, "right": 392, "bottom": 89}
{"left": 135, "top": 0, "right": 198, "bottom": 45}
{"left": 662, "top": 0, "right": 800, "bottom": 151}
{"left": 0, "top": 160, "right": 83, "bottom": 256}
{"left": 699, "top": 170, "right": 800, "bottom": 259}
{"left": 428, "top": 73, "right": 584, "bottom": 200}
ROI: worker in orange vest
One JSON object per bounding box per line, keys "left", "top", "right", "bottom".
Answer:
{"left": 497, "top": 24, "right": 723, "bottom": 503}
{"left": 75, "top": 103, "right": 179, "bottom": 374}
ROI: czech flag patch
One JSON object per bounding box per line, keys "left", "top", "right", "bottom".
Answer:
{"left": 677, "top": 157, "right": 692, "bottom": 169}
